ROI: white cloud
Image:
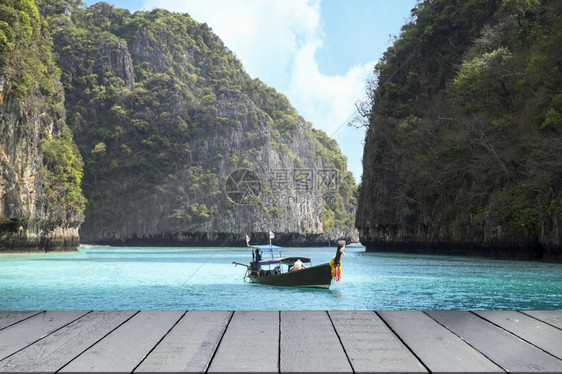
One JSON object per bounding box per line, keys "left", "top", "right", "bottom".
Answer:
{"left": 140, "top": 0, "right": 371, "bottom": 182}
{"left": 141, "top": 0, "right": 322, "bottom": 88}
{"left": 289, "top": 39, "right": 373, "bottom": 133}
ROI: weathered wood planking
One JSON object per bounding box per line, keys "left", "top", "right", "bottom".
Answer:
{"left": 207, "top": 311, "right": 279, "bottom": 373}
{"left": 136, "top": 310, "right": 231, "bottom": 373}
{"left": 59, "top": 311, "right": 184, "bottom": 372}
{"left": 0, "top": 311, "right": 136, "bottom": 372}
{"left": 378, "top": 310, "right": 504, "bottom": 372}
{"left": 328, "top": 311, "right": 427, "bottom": 373}
{"left": 522, "top": 310, "right": 562, "bottom": 329}
{"left": 0, "top": 311, "right": 88, "bottom": 361}
{"left": 0, "top": 310, "right": 561, "bottom": 373}
{"left": 0, "top": 311, "right": 41, "bottom": 330}
{"left": 475, "top": 310, "right": 562, "bottom": 360}
{"left": 280, "top": 311, "right": 352, "bottom": 373}
{"left": 427, "top": 310, "right": 562, "bottom": 372}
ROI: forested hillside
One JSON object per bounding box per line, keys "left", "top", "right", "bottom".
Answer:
{"left": 357, "top": 0, "right": 561, "bottom": 260}
{"left": 0, "top": 0, "right": 84, "bottom": 251}
{"left": 32, "top": 0, "right": 357, "bottom": 246}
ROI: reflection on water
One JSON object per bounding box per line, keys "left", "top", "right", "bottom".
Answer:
{"left": 0, "top": 246, "right": 561, "bottom": 310}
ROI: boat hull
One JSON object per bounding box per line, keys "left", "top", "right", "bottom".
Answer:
{"left": 247, "top": 263, "right": 333, "bottom": 289}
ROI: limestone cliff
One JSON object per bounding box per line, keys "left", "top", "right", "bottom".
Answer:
{"left": 0, "top": 0, "right": 84, "bottom": 252}
{"left": 356, "top": 0, "right": 561, "bottom": 261}
{"left": 41, "top": 3, "right": 356, "bottom": 246}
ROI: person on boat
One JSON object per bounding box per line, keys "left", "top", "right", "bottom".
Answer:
{"left": 292, "top": 258, "right": 305, "bottom": 271}
{"left": 254, "top": 248, "right": 262, "bottom": 271}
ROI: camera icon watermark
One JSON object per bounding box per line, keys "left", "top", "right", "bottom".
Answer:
{"left": 225, "top": 169, "right": 262, "bottom": 204}
{"left": 226, "top": 168, "right": 338, "bottom": 205}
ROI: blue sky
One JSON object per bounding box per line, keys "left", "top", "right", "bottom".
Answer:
{"left": 83, "top": 0, "right": 417, "bottom": 183}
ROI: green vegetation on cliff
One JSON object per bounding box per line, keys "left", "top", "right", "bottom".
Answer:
{"left": 357, "top": 0, "right": 561, "bottom": 257}
{"left": 32, "top": 0, "right": 356, "bottom": 243}
{"left": 1, "top": 0, "right": 84, "bottom": 225}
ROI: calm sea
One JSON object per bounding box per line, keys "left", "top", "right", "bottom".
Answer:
{"left": 1, "top": 246, "right": 561, "bottom": 310}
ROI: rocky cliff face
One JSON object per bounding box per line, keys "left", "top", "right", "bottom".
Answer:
{"left": 356, "top": 0, "right": 561, "bottom": 261}
{"left": 79, "top": 89, "right": 350, "bottom": 245}
{"left": 0, "top": 0, "right": 84, "bottom": 252}
{"left": 41, "top": 3, "right": 356, "bottom": 246}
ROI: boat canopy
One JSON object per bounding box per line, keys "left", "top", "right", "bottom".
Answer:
{"left": 251, "top": 245, "right": 283, "bottom": 252}
{"left": 258, "top": 258, "right": 282, "bottom": 265}
{"left": 258, "top": 257, "right": 312, "bottom": 266}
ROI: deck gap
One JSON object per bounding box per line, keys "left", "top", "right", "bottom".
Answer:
{"left": 204, "top": 310, "right": 234, "bottom": 374}
{"left": 375, "top": 311, "right": 432, "bottom": 373}
{"left": 277, "top": 310, "right": 281, "bottom": 374}
{"left": 0, "top": 311, "right": 92, "bottom": 364}
{"left": 326, "top": 311, "right": 355, "bottom": 373}
{"left": 132, "top": 310, "right": 188, "bottom": 373}
{"left": 55, "top": 310, "right": 140, "bottom": 374}
{"left": 0, "top": 311, "right": 45, "bottom": 332}
{"left": 520, "top": 311, "right": 562, "bottom": 332}
{"left": 425, "top": 311, "right": 507, "bottom": 373}
{"left": 474, "top": 311, "right": 562, "bottom": 362}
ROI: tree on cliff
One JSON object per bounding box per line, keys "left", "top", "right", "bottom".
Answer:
{"left": 356, "top": 0, "right": 561, "bottom": 259}
{"left": 0, "top": 0, "right": 85, "bottom": 251}
{"left": 34, "top": 0, "right": 357, "bottom": 245}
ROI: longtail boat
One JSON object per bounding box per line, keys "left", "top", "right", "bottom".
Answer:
{"left": 233, "top": 241, "right": 345, "bottom": 289}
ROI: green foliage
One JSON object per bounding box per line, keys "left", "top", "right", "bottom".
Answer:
{"left": 0, "top": 0, "right": 86, "bottom": 225}
{"left": 358, "top": 0, "right": 562, "bottom": 249}
{"left": 40, "top": 129, "right": 86, "bottom": 215}
{"left": 307, "top": 128, "right": 357, "bottom": 237}
{"left": 27, "top": 0, "right": 357, "bottom": 238}
{"left": 0, "top": 0, "right": 60, "bottom": 98}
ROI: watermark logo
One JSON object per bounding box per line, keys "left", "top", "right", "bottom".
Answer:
{"left": 226, "top": 168, "right": 338, "bottom": 206}
{"left": 225, "top": 169, "right": 261, "bottom": 204}
{"left": 268, "top": 168, "right": 337, "bottom": 192}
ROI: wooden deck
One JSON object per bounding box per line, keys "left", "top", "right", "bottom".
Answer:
{"left": 0, "top": 310, "right": 561, "bottom": 372}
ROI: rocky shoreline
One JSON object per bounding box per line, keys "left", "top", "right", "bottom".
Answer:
{"left": 4, "top": 234, "right": 561, "bottom": 264}
{"left": 80, "top": 231, "right": 356, "bottom": 248}
{"left": 0, "top": 219, "right": 80, "bottom": 253}
{"left": 362, "top": 240, "right": 562, "bottom": 263}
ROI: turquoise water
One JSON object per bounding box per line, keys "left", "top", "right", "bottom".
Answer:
{"left": 1, "top": 246, "right": 561, "bottom": 310}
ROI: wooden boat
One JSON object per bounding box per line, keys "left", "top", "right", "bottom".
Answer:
{"left": 233, "top": 242, "right": 344, "bottom": 289}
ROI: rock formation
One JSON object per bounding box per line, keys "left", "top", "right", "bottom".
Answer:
{"left": 40, "top": 2, "right": 357, "bottom": 246}
{"left": 356, "top": 0, "right": 561, "bottom": 261}
{"left": 0, "top": 0, "right": 84, "bottom": 252}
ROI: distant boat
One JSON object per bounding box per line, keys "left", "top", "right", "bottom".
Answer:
{"left": 233, "top": 242, "right": 345, "bottom": 289}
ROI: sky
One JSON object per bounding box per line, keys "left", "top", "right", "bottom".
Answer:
{"left": 83, "top": 0, "right": 418, "bottom": 183}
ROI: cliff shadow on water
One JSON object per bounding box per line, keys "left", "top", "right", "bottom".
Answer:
{"left": 362, "top": 239, "right": 561, "bottom": 263}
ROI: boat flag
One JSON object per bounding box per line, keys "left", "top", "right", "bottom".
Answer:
{"left": 269, "top": 231, "right": 275, "bottom": 240}
{"left": 245, "top": 234, "right": 250, "bottom": 246}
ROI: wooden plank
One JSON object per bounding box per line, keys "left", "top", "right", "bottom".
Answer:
{"left": 280, "top": 311, "right": 352, "bottom": 373}
{"left": 378, "top": 311, "right": 503, "bottom": 372}
{"left": 328, "top": 311, "right": 427, "bottom": 373}
{"left": 135, "top": 310, "right": 231, "bottom": 373}
{"left": 207, "top": 311, "right": 278, "bottom": 373}
{"left": 59, "top": 311, "right": 184, "bottom": 372}
{"left": 475, "top": 311, "right": 562, "bottom": 360}
{"left": 0, "top": 311, "right": 42, "bottom": 330}
{"left": 427, "top": 311, "right": 562, "bottom": 372}
{"left": 0, "top": 311, "right": 136, "bottom": 372}
{"left": 0, "top": 311, "right": 88, "bottom": 361}
{"left": 522, "top": 310, "right": 562, "bottom": 329}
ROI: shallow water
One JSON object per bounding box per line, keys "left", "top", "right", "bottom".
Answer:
{"left": 1, "top": 246, "right": 561, "bottom": 310}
